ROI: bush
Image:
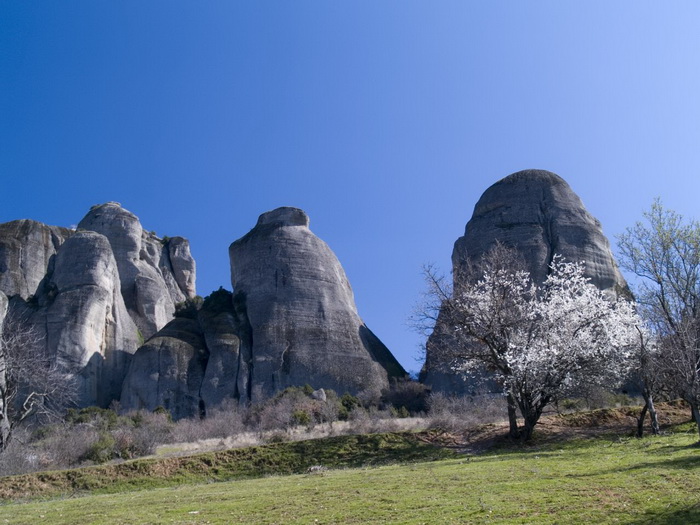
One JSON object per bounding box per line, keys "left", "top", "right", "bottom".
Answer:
{"left": 382, "top": 379, "right": 429, "bottom": 414}
{"left": 83, "top": 432, "right": 117, "bottom": 463}
{"left": 174, "top": 296, "right": 204, "bottom": 319}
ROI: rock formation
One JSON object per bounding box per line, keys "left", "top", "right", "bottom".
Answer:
{"left": 77, "top": 202, "right": 196, "bottom": 339}
{"left": 1, "top": 203, "right": 404, "bottom": 417}
{"left": 229, "top": 207, "right": 406, "bottom": 402}
{"left": 421, "top": 169, "right": 630, "bottom": 394}
{"left": 120, "top": 289, "right": 245, "bottom": 418}
{"left": 120, "top": 317, "right": 208, "bottom": 420}
{"left": 0, "top": 220, "right": 71, "bottom": 299}
{"left": 0, "top": 203, "right": 196, "bottom": 408}
{"left": 31, "top": 231, "right": 141, "bottom": 406}
{"left": 120, "top": 207, "right": 405, "bottom": 417}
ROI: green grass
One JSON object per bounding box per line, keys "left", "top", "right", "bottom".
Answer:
{"left": 1, "top": 425, "right": 699, "bottom": 524}
{"left": 0, "top": 432, "right": 455, "bottom": 502}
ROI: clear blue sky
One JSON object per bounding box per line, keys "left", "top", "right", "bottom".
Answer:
{"left": 2, "top": 2, "right": 700, "bottom": 374}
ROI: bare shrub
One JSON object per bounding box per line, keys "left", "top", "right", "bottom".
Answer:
{"left": 0, "top": 428, "right": 38, "bottom": 476}
{"left": 38, "top": 424, "right": 99, "bottom": 468}
{"left": 427, "top": 393, "right": 507, "bottom": 431}
{"left": 119, "top": 410, "right": 173, "bottom": 457}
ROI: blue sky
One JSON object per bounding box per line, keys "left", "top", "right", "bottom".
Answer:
{"left": 2, "top": 2, "right": 700, "bottom": 373}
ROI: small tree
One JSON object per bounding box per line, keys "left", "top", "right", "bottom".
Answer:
{"left": 618, "top": 200, "right": 700, "bottom": 437}
{"left": 630, "top": 326, "right": 661, "bottom": 437}
{"left": 422, "top": 247, "right": 639, "bottom": 440}
{"left": 0, "top": 308, "right": 77, "bottom": 450}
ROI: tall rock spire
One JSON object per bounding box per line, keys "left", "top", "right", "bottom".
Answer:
{"left": 229, "top": 207, "right": 405, "bottom": 402}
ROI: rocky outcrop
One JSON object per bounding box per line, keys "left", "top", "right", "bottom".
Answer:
{"left": 119, "top": 317, "right": 208, "bottom": 420}
{"left": 120, "top": 208, "right": 406, "bottom": 418}
{"left": 421, "top": 170, "right": 630, "bottom": 394}
{"left": 0, "top": 291, "right": 7, "bottom": 333}
{"left": 229, "top": 207, "right": 405, "bottom": 402}
{"left": 0, "top": 220, "right": 71, "bottom": 299}
{"left": 77, "top": 202, "right": 196, "bottom": 339}
{"left": 0, "top": 203, "right": 196, "bottom": 409}
{"left": 2, "top": 202, "right": 404, "bottom": 417}
{"left": 31, "top": 231, "right": 140, "bottom": 406}
{"left": 120, "top": 289, "right": 242, "bottom": 418}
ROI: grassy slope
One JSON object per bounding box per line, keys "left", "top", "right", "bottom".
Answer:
{"left": 2, "top": 425, "right": 699, "bottom": 524}
{"left": 1, "top": 404, "right": 699, "bottom": 524}
{"left": 0, "top": 432, "right": 455, "bottom": 501}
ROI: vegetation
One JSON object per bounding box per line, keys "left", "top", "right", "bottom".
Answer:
{"left": 618, "top": 199, "right": 700, "bottom": 437}
{"left": 0, "top": 432, "right": 454, "bottom": 501}
{"left": 0, "top": 416, "right": 698, "bottom": 524}
{"left": 419, "top": 245, "right": 639, "bottom": 440}
{"left": 0, "top": 309, "right": 77, "bottom": 451}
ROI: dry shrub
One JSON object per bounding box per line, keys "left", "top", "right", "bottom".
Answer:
{"left": 427, "top": 393, "right": 507, "bottom": 431}
{"left": 0, "top": 429, "right": 39, "bottom": 476}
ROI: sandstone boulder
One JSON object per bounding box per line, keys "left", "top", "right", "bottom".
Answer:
{"left": 421, "top": 170, "right": 630, "bottom": 394}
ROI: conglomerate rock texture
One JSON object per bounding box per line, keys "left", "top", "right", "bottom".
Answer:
{"left": 421, "top": 170, "right": 630, "bottom": 394}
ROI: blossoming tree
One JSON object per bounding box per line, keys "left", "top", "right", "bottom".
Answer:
{"left": 425, "top": 247, "right": 640, "bottom": 440}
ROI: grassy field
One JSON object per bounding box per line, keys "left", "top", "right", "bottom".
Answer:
{"left": 1, "top": 423, "right": 699, "bottom": 524}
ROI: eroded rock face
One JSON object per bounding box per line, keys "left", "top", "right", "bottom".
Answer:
{"left": 452, "top": 170, "right": 627, "bottom": 295}
{"left": 0, "top": 203, "right": 196, "bottom": 410}
{"left": 421, "top": 170, "right": 630, "bottom": 394}
{"left": 120, "top": 289, "right": 243, "bottom": 418}
{"left": 119, "top": 317, "right": 208, "bottom": 420}
{"left": 0, "top": 220, "right": 71, "bottom": 299}
{"left": 77, "top": 202, "right": 196, "bottom": 338}
{"left": 34, "top": 231, "right": 140, "bottom": 406}
{"left": 229, "top": 207, "right": 406, "bottom": 402}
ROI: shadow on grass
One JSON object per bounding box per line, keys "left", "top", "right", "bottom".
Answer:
{"left": 622, "top": 503, "right": 700, "bottom": 525}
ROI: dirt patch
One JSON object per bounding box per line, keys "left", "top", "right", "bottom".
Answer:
{"left": 418, "top": 400, "right": 693, "bottom": 454}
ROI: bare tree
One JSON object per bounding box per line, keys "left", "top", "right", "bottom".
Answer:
{"left": 631, "top": 326, "right": 661, "bottom": 437}
{"left": 618, "top": 200, "right": 700, "bottom": 437}
{"left": 0, "top": 307, "right": 77, "bottom": 450}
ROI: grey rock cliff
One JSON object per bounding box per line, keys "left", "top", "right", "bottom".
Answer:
{"left": 77, "top": 202, "right": 196, "bottom": 339}
{"left": 0, "top": 220, "right": 71, "bottom": 299}
{"left": 120, "top": 208, "right": 406, "bottom": 418}
{"left": 120, "top": 317, "right": 208, "bottom": 420}
{"left": 421, "top": 169, "right": 630, "bottom": 394}
{"left": 0, "top": 203, "right": 196, "bottom": 410}
{"left": 120, "top": 289, "right": 243, "bottom": 418}
{"left": 32, "top": 231, "right": 141, "bottom": 406}
{"left": 0, "top": 291, "right": 7, "bottom": 332}
{"left": 229, "top": 207, "right": 405, "bottom": 402}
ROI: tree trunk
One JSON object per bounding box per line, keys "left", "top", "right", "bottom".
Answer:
{"left": 521, "top": 413, "right": 538, "bottom": 441}
{"left": 647, "top": 395, "right": 660, "bottom": 435}
{"left": 507, "top": 393, "right": 519, "bottom": 439}
{"left": 692, "top": 403, "right": 700, "bottom": 439}
{"left": 519, "top": 402, "right": 544, "bottom": 442}
{"left": 636, "top": 401, "right": 649, "bottom": 438}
